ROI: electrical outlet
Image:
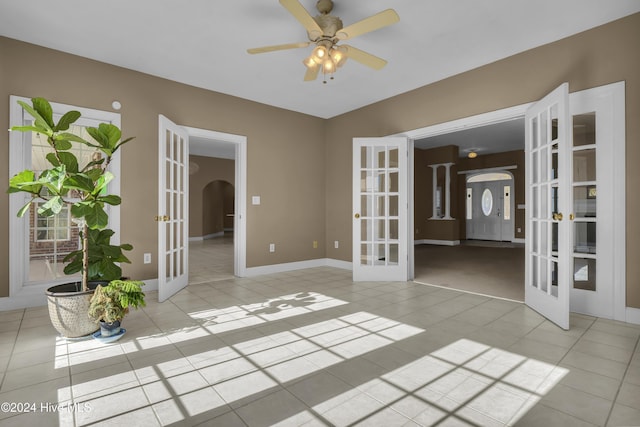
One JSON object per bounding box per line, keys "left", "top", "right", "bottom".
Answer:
{"left": 334, "top": 240, "right": 339, "bottom": 249}
{"left": 313, "top": 240, "right": 318, "bottom": 249}
{"left": 517, "top": 228, "right": 522, "bottom": 233}
{"left": 143, "top": 253, "right": 151, "bottom": 264}
{"left": 269, "top": 243, "right": 275, "bottom": 253}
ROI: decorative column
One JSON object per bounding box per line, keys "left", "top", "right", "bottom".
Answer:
{"left": 429, "top": 165, "right": 439, "bottom": 219}
{"left": 443, "top": 162, "right": 453, "bottom": 219}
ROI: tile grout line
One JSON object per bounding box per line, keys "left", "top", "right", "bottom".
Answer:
{"left": 603, "top": 329, "right": 640, "bottom": 426}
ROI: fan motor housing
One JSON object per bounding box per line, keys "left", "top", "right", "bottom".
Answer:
{"left": 314, "top": 14, "right": 343, "bottom": 38}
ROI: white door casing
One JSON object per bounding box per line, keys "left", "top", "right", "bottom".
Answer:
{"left": 353, "top": 137, "right": 408, "bottom": 281}
{"left": 525, "top": 83, "right": 571, "bottom": 330}
{"left": 158, "top": 115, "right": 189, "bottom": 302}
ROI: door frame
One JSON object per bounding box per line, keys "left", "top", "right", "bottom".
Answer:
{"left": 392, "top": 82, "right": 626, "bottom": 321}
{"left": 183, "top": 126, "right": 248, "bottom": 278}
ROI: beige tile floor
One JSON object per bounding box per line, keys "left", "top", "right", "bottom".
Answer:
{"left": 0, "top": 267, "right": 639, "bottom": 425}
{"left": 189, "top": 234, "right": 235, "bottom": 284}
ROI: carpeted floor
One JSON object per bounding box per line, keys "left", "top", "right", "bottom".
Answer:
{"left": 414, "top": 242, "right": 525, "bottom": 301}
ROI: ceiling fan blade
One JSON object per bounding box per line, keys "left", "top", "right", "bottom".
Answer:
{"left": 336, "top": 9, "right": 399, "bottom": 40}
{"left": 341, "top": 45, "right": 387, "bottom": 70}
{"left": 304, "top": 64, "right": 320, "bottom": 81}
{"left": 279, "top": 0, "right": 323, "bottom": 40}
{"left": 247, "top": 42, "right": 310, "bottom": 54}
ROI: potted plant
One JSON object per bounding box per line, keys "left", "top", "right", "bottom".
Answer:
{"left": 8, "top": 97, "right": 134, "bottom": 337}
{"left": 88, "top": 279, "right": 146, "bottom": 338}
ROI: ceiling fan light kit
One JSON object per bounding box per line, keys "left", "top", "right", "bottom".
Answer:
{"left": 247, "top": 0, "right": 399, "bottom": 83}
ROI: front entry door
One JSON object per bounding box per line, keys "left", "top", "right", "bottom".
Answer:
{"left": 158, "top": 115, "right": 189, "bottom": 302}
{"left": 525, "top": 83, "right": 572, "bottom": 330}
{"left": 467, "top": 179, "right": 513, "bottom": 241}
{"left": 353, "top": 137, "right": 408, "bottom": 281}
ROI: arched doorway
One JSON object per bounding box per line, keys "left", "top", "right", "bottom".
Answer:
{"left": 202, "top": 180, "right": 235, "bottom": 237}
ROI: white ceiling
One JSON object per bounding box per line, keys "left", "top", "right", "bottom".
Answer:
{"left": 2, "top": 1, "right": 639, "bottom": 120}
{"left": 415, "top": 118, "right": 525, "bottom": 157}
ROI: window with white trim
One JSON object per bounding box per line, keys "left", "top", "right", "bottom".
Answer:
{"left": 8, "top": 96, "right": 122, "bottom": 292}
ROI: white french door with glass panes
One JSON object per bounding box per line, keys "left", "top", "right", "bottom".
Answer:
{"left": 525, "top": 83, "right": 572, "bottom": 330}
{"left": 7, "top": 96, "right": 121, "bottom": 307}
{"left": 353, "top": 137, "right": 408, "bottom": 281}
{"left": 158, "top": 115, "right": 189, "bottom": 302}
{"left": 525, "top": 82, "right": 626, "bottom": 328}
{"left": 568, "top": 82, "right": 625, "bottom": 320}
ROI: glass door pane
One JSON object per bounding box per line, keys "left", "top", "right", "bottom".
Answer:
{"left": 572, "top": 112, "right": 597, "bottom": 292}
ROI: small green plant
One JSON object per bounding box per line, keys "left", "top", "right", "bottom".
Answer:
{"left": 88, "top": 280, "right": 146, "bottom": 323}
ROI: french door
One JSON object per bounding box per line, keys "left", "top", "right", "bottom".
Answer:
{"left": 353, "top": 137, "right": 408, "bottom": 281}
{"left": 158, "top": 115, "right": 189, "bottom": 302}
{"left": 525, "top": 83, "right": 571, "bottom": 330}
{"left": 525, "top": 82, "right": 625, "bottom": 328}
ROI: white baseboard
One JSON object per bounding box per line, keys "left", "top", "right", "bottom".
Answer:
{"left": 189, "top": 232, "right": 224, "bottom": 242}
{"left": 0, "top": 285, "right": 48, "bottom": 310}
{"left": 625, "top": 306, "right": 640, "bottom": 325}
{"left": 512, "top": 238, "right": 525, "bottom": 244}
{"left": 244, "top": 258, "right": 351, "bottom": 277}
{"left": 415, "top": 239, "right": 460, "bottom": 246}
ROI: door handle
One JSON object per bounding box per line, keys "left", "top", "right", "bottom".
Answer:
{"left": 154, "top": 215, "right": 170, "bottom": 222}
{"left": 552, "top": 212, "right": 563, "bottom": 221}
{"left": 354, "top": 213, "right": 360, "bottom": 219}
{"left": 569, "top": 213, "right": 575, "bottom": 221}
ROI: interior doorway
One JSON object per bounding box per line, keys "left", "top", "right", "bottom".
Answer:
{"left": 400, "top": 82, "right": 626, "bottom": 323}
{"left": 187, "top": 130, "right": 243, "bottom": 284}
{"left": 411, "top": 117, "right": 526, "bottom": 301}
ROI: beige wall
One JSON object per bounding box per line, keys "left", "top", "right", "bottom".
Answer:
{"left": 0, "top": 37, "right": 326, "bottom": 297}
{"left": 2, "top": 13, "right": 639, "bottom": 308}
{"left": 325, "top": 13, "right": 640, "bottom": 308}
{"left": 188, "top": 155, "right": 235, "bottom": 238}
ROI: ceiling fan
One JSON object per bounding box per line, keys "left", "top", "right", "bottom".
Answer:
{"left": 247, "top": 0, "right": 400, "bottom": 83}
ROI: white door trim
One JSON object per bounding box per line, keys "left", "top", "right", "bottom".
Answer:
{"left": 183, "top": 126, "right": 248, "bottom": 277}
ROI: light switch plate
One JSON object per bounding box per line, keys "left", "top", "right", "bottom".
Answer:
{"left": 252, "top": 196, "right": 261, "bottom": 205}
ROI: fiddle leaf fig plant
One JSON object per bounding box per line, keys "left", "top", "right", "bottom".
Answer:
{"left": 8, "top": 97, "right": 134, "bottom": 291}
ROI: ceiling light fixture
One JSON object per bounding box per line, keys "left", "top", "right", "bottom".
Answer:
{"left": 468, "top": 151, "right": 478, "bottom": 159}
{"left": 247, "top": 0, "right": 399, "bottom": 83}
{"left": 303, "top": 42, "right": 346, "bottom": 83}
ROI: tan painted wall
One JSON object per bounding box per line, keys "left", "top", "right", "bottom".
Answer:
{"left": 188, "top": 155, "right": 235, "bottom": 238}
{"left": 325, "top": 13, "right": 640, "bottom": 308}
{"left": 0, "top": 37, "right": 326, "bottom": 296}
